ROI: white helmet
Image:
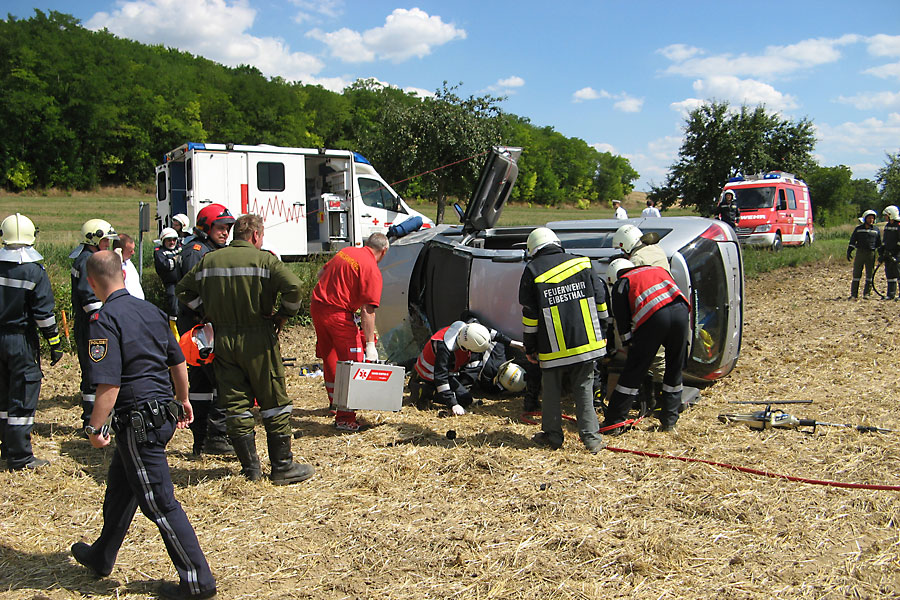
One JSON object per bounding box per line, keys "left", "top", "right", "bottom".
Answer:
{"left": 859, "top": 209, "right": 878, "bottom": 223}
{"left": 883, "top": 205, "right": 899, "bottom": 221}
{"left": 458, "top": 322, "right": 491, "bottom": 353}
{"left": 172, "top": 214, "right": 190, "bottom": 229}
{"left": 495, "top": 360, "right": 526, "bottom": 392}
{"left": 81, "top": 219, "right": 119, "bottom": 246}
{"left": 526, "top": 227, "right": 560, "bottom": 257}
{"left": 160, "top": 227, "right": 179, "bottom": 241}
{"left": 1, "top": 213, "right": 37, "bottom": 246}
{"left": 612, "top": 224, "right": 642, "bottom": 254}
{"left": 606, "top": 258, "right": 635, "bottom": 285}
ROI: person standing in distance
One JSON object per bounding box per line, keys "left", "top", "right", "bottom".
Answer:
{"left": 71, "top": 250, "right": 216, "bottom": 600}
{"left": 172, "top": 214, "right": 190, "bottom": 240}
{"left": 519, "top": 227, "right": 607, "bottom": 453}
{"left": 113, "top": 233, "right": 144, "bottom": 300}
{"left": 0, "top": 213, "right": 63, "bottom": 471}
{"left": 310, "top": 233, "right": 389, "bottom": 431}
{"left": 176, "top": 204, "right": 234, "bottom": 456}
{"left": 71, "top": 219, "right": 118, "bottom": 428}
{"left": 880, "top": 205, "right": 900, "bottom": 300}
{"left": 612, "top": 199, "right": 628, "bottom": 220}
{"left": 155, "top": 228, "right": 182, "bottom": 328}
{"left": 847, "top": 210, "right": 882, "bottom": 299}
{"left": 716, "top": 191, "right": 740, "bottom": 230}
{"left": 177, "top": 214, "right": 313, "bottom": 485}
{"left": 641, "top": 199, "right": 661, "bottom": 218}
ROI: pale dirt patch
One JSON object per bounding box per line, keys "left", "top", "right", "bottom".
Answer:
{"left": 2, "top": 258, "right": 899, "bottom": 599}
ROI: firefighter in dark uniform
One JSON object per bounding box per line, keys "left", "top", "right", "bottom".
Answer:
{"left": 176, "top": 204, "right": 234, "bottom": 456}
{"left": 847, "top": 210, "right": 882, "bottom": 299}
{"left": 154, "top": 227, "right": 182, "bottom": 328}
{"left": 879, "top": 205, "right": 900, "bottom": 300}
{"left": 603, "top": 259, "right": 691, "bottom": 433}
{"left": 177, "top": 214, "right": 314, "bottom": 485}
{"left": 71, "top": 250, "right": 216, "bottom": 600}
{"left": 716, "top": 191, "right": 740, "bottom": 230}
{"left": 518, "top": 228, "right": 607, "bottom": 453}
{"left": 0, "top": 214, "right": 63, "bottom": 470}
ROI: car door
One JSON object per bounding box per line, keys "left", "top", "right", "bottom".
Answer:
{"left": 357, "top": 176, "right": 402, "bottom": 239}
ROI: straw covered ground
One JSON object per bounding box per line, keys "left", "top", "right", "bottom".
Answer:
{"left": 2, "top": 257, "right": 899, "bottom": 599}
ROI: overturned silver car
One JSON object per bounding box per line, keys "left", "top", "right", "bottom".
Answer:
{"left": 376, "top": 148, "right": 743, "bottom": 384}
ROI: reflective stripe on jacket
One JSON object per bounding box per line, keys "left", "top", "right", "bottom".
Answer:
{"left": 612, "top": 265, "right": 688, "bottom": 342}
{"left": 415, "top": 322, "right": 470, "bottom": 390}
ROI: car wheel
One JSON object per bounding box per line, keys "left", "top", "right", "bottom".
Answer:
{"left": 803, "top": 232, "right": 811, "bottom": 247}
{"left": 771, "top": 232, "right": 783, "bottom": 252}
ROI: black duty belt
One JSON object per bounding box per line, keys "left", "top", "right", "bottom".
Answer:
{"left": 113, "top": 399, "right": 184, "bottom": 444}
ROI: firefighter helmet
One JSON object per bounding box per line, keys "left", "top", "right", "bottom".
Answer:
{"left": 81, "top": 219, "right": 119, "bottom": 246}
{"left": 179, "top": 323, "right": 215, "bottom": 366}
{"left": 526, "top": 227, "right": 560, "bottom": 257}
{"left": 860, "top": 209, "right": 878, "bottom": 223}
{"left": 458, "top": 322, "right": 491, "bottom": 353}
{"left": 495, "top": 360, "right": 526, "bottom": 392}
{"left": 883, "top": 205, "right": 900, "bottom": 222}
{"left": 0, "top": 213, "right": 37, "bottom": 246}
{"left": 172, "top": 213, "right": 190, "bottom": 230}
{"left": 612, "top": 224, "right": 643, "bottom": 254}
{"left": 160, "top": 227, "right": 179, "bottom": 241}
{"left": 606, "top": 258, "right": 635, "bottom": 285}
{"left": 195, "top": 204, "right": 235, "bottom": 234}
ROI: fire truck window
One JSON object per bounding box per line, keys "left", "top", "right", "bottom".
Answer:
{"left": 777, "top": 189, "right": 787, "bottom": 211}
{"left": 787, "top": 189, "right": 797, "bottom": 210}
{"left": 733, "top": 186, "right": 774, "bottom": 210}
{"left": 257, "top": 162, "right": 285, "bottom": 192}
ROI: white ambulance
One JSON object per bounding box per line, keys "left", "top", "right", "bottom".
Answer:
{"left": 724, "top": 171, "right": 814, "bottom": 251}
{"left": 154, "top": 143, "right": 433, "bottom": 260}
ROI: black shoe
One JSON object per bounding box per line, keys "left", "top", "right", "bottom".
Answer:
{"left": 158, "top": 581, "right": 217, "bottom": 600}
{"left": 9, "top": 457, "right": 49, "bottom": 471}
{"left": 523, "top": 399, "right": 541, "bottom": 412}
{"left": 584, "top": 438, "right": 606, "bottom": 454}
{"left": 202, "top": 436, "right": 233, "bottom": 455}
{"left": 71, "top": 542, "right": 111, "bottom": 578}
{"left": 531, "top": 431, "right": 562, "bottom": 450}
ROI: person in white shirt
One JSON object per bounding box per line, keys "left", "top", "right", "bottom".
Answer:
{"left": 641, "top": 199, "right": 661, "bottom": 218}
{"left": 613, "top": 199, "right": 628, "bottom": 220}
{"left": 113, "top": 233, "right": 145, "bottom": 300}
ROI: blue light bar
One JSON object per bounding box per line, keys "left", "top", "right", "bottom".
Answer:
{"left": 187, "top": 142, "right": 207, "bottom": 151}
{"left": 353, "top": 152, "right": 371, "bottom": 165}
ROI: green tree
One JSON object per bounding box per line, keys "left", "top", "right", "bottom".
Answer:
{"left": 802, "top": 164, "right": 853, "bottom": 226}
{"left": 650, "top": 102, "right": 815, "bottom": 215}
{"left": 877, "top": 151, "right": 900, "bottom": 209}
{"left": 848, "top": 178, "right": 880, "bottom": 217}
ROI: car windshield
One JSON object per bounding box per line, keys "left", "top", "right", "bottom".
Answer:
{"left": 679, "top": 236, "right": 728, "bottom": 377}
{"left": 732, "top": 186, "right": 775, "bottom": 210}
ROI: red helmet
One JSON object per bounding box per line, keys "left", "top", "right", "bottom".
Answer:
{"left": 195, "top": 204, "right": 235, "bottom": 234}
{"left": 179, "top": 323, "right": 215, "bottom": 366}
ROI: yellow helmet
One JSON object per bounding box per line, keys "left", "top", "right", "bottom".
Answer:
{"left": 0, "top": 213, "right": 37, "bottom": 246}
{"left": 81, "top": 219, "right": 119, "bottom": 246}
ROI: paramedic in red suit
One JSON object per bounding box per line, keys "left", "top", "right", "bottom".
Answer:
{"left": 310, "top": 233, "right": 389, "bottom": 431}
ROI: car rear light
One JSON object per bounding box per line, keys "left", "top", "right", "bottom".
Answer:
{"left": 699, "top": 222, "right": 729, "bottom": 242}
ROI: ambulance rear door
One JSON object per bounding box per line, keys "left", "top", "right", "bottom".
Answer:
{"left": 246, "top": 152, "right": 307, "bottom": 259}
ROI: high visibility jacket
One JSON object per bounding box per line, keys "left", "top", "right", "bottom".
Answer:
{"left": 611, "top": 265, "right": 689, "bottom": 344}
{"left": 176, "top": 239, "right": 302, "bottom": 329}
{"left": 518, "top": 245, "right": 608, "bottom": 369}
{"left": 415, "top": 322, "right": 471, "bottom": 391}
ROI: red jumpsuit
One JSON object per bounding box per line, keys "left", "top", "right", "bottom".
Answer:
{"left": 310, "top": 246, "right": 383, "bottom": 428}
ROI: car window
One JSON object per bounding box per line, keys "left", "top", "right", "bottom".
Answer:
{"left": 733, "top": 186, "right": 774, "bottom": 210}
{"left": 359, "top": 177, "right": 401, "bottom": 211}
{"left": 787, "top": 189, "right": 797, "bottom": 210}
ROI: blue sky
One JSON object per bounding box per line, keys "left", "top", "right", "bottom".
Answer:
{"left": 6, "top": 1, "right": 900, "bottom": 191}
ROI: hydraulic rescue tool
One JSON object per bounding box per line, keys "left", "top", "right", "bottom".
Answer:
{"left": 718, "top": 405, "right": 894, "bottom": 433}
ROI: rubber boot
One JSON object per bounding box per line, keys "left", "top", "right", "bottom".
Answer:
{"left": 887, "top": 281, "right": 897, "bottom": 300}
{"left": 863, "top": 279, "right": 873, "bottom": 298}
{"left": 230, "top": 433, "right": 262, "bottom": 481}
{"left": 849, "top": 279, "right": 860, "bottom": 299}
{"left": 267, "top": 434, "right": 315, "bottom": 486}
{"left": 523, "top": 361, "right": 542, "bottom": 412}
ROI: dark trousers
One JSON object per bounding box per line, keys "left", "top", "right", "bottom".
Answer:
{"left": 187, "top": 364, "right": 227, "bottom": 450}
{"left": 851, "top": 248, "right": 876, "bottom": 297}
{"left": 85, "top": 417, "right": 215, "bottom": 594}
{"left": 73, "top": 315, "right": 96, "bottom": 423}
{"left": 0, "top": 331, "right": 42, "bottom": 468}
{"left": 409, "top": 375, "right": 473, "bottom": 409}
{"left": 605, "top": 302, "right": 690, "bottom": 429}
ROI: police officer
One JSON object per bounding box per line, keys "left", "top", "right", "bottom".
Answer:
{"left": 0, "top": 214, "right": 63, "bottom": 470}
{"left": 177, "top": 204, "right": 234, "bottom": 455}
{"left": 154, "top": 227, "right": 182, "bottom": 325}
{"left": 879, "top": 205, "right": 900, "bottom": 300}
{"left": 71, "top": 250, "right": 216, "bottom": 600}
{"left": 847, "top": 210, "right": 882, "bottom": 299}
{"left": 603, "top": 258, "right": 691, "bottom": 433}
{"left": 177, "top": 214, "right": 314, "bottom": 485}
{"left": 519, "top": 227, "right": 607, "bottom": 453}
{"left": 71, "top": 218, "right": 118, "bottom": 428}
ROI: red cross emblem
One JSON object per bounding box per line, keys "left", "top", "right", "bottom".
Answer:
{"left": 372, "top": 218, "right": 379, "bottom": 225}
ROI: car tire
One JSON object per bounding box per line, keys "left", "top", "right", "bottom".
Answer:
{"left": 803, "top": 232, "right": 811, "bottom": 247}
{"left": 771, "top": 232, "right": 783, "bottom": 252}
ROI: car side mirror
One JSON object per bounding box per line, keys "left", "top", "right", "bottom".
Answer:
{"left": 453, "top": 203, "right": 465, "bottom": 222}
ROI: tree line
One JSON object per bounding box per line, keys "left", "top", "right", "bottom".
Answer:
{"left": 0, "top": 10, "right": 638, "bottom": 219}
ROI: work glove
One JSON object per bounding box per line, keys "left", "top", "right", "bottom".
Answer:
{"left": 451, "top": 403, "right": 466, "bottom": 416}
{"left": 364, "top": 341, "right": 379, "bottom": 362}
{"left": 48, "top": 335, "right": 63, "bottom": 366}
{"left": 847, "top": 247, "right": 854, "bottom": 262}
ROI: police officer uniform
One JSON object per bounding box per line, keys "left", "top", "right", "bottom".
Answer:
{"left": 519, "top": 244, "right": 607, "bottom": 452}
{"left": 71, "top": 243, "right": 104, "bottom": 425}
{"left": 74, "top": 288, "right": 215, "bottom": 598}
{"left": 880, "top": 214, "right": 900, "bottom": 299}
{"left": 176, "top": 231, "right": 229, "bottom": 454}
{"left": 847, "top": 217, "right": 882, "bottom": 298}
{"left": 604, "top": 265, "right": 690, "bottom": 432}
{"left": 0, "top": 242, "right": 62, "bottom": 470}
{"left": 177, "top": 238, "right": 312, "bottom": 484}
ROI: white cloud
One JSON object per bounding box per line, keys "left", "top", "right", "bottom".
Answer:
{"left": 657, "top": 44, "right": 703, "bottom": 62}
{"left": 403, "top": 86, "right": 434, "bottom": 98}
{"left": 692, "top": 76, "right": 798, "bottom": 111}
{"left": 661, "top": 35, "right": 859, "bottom": 79}
{"left": 848, "top": 162, "right": 880, "bottom": 180}
{"left": 591, "top": 142, "right": 617, "bottom": 154}
{"left": 670, "top": 98, "right": 704, "bottom": 117}
{"left": 291, "top": 0, "right": 343, "bottom": 24}
{"left": 86, "top": 0, "right": 325, "bottom": 83}
{"left": 573, "top": 87, "right": 603, "bottom": 102}
{"left": 837, "top": 91, "right": 900, "bottom": 110}
{"left": 487, "top": 75, "right": 525, "bottom": 95}
{"left": 867, "top": 34, "right": 900, "bottom": 57}
{"left": 574, "top": 87, "right": 642, "bottom": 112}
{"left": 309, "top": 8, "right": 465, "bottom": 63}
{"left": 815, "top": 113, "right": 900, "bottom": 154}
{"left": 614, "top": 95, "right": 644, "bottom": 113}
{"left": 864, "top": 62, "right": 900, "bottom": 80}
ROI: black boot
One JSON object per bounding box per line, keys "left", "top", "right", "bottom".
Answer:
{"left": 230, "top": 433, "right": 262, "bottom": 481}
{"left": 267, "top": 434, "right": 315, "bottom": 486}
